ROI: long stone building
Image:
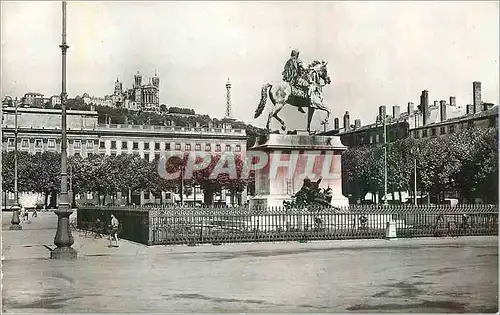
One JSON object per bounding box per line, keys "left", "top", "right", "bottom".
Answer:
{"left": 322, "top": 81, "right": 498, "bottom": 147}
{"left": 2, "top": 107, "right": 247, "bottom": 207}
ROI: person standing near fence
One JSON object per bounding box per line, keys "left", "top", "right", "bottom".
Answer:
{"left": 109, "top": 214, "right": 120, "bottom": 248}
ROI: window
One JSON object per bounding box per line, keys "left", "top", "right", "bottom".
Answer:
{"left": 439, "top": 127, "right": 445, "bottom": 135}
{"left": 375, "top": 134, "right": 380, "bottom": 143}
{"left": 431, "top": 128, "right": 436, "bottom": 136}
{"left": 235, "top": 144, "right": 241, "bottom": 152}
{"left": 8, "top": 138, "right": 15, "bottom": 147}
{"left": 154, "top": 142, "right": 160, "bottom": 150}
{"left": 216, "top": 144, "right": 221, "bottom": 152}
{"left": 154, "top": 153, "right": 160, "bottom": 161}
{"left": 87, "top": 192, "right": 93, "bottom": 199}
{"left": 144, "top": 153, "right": 149, "bottom": 161}
{"left": 422, "top": 129, "right": 428, "bottom": 137}
{"left": 165, "top": 143, "right": 171, "bottom": 150}
{"left": 195, "top": 143, "right": 201, "bottom": 151}
{"left": 48, "top": 139, "right": 56, "bottom": 148}
{"left": 74, "top": 140, "right": 82, "bottom": 149}
{"left": 35, "top": 139, "right": 42, "bottom": 148}
{"left": 133, "top": 142, "right": 139, "bottom": 150}
{"left": 369, "top": 136, "right": 373, "bottom": 144}
{"left": 100, "top": 141, "right": 105, "bottom": 149}
{"left": 144, "top": 142, "right": 150, "bottom": 150}
{"left": 185, "top": 144, "right": 191, "bottom": 151}
{"left": 21, "top": 139, "right": 29, "bottom": 148}
{"left": 111, "top": 141, "right": 116, "bottom": 149}
{"left": 205, "top": 143, "right": 211, "bottom": 151}
{"left": 175, "top": 143, "right": 181, "bottom": 150}
{"left": 413, "top": 131, "right": 419, "bottom": 139}
{"left": 449, "top": 124, "right": 455, "bottom": 133}
{"left": 86, "top": 140, "right": 94, "bottom": 149}
{"left": 225, "top": 145, "right": 231, "bottom": 152}
{"left": 122, "top": 141, "right": 128, "bottom": 149}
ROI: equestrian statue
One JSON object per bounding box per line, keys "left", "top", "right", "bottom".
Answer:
{"left": 254, "top": 49, "right": 332, "bottom": 134}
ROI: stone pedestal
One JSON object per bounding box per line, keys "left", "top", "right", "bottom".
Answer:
{"left": 249, "top": 132, "right": 348, "bottom": 209}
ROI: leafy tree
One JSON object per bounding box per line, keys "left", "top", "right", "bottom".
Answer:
{"left": 2, "top": 151, "right": 37, "bottom": 193}
{"left": 32, "top": 151, "right": 61, "bottom": 207}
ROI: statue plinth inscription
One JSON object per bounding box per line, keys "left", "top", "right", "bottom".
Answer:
{"left": 249, "top": 133, "right": 348, "bottom": 209}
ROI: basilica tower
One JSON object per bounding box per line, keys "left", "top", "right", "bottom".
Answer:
{"left": 114, "top": 77, "right": 123, "bottom": 95}
{"left": 152, "top": 71, "right": 160, "bottom": 88}
{"left": 134, "top": 71, "right": 142, "bottom": 103}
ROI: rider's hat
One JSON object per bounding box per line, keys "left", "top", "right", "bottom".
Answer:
{"left": 291, "top": 49, "right": 300, "bottom": 57}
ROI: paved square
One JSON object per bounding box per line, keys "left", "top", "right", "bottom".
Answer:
{"left": 1, "top": 211, "right": 497, "bottom": 313}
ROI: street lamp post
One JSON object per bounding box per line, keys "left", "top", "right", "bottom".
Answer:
{"left": 383, "top": 114, "right": 388, "bottom": 206}
{"left": 51, "top": 0, "right": 77, "bottom": 259}
{"left": 9, "top": 97, "right": 22, "bottom": 230}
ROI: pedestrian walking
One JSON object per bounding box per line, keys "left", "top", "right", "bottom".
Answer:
{"left": 22, "top": 206, "right": 29, "bottom": 221}
{"left": 109, "top": 214, "right": 120, "bottom": 248}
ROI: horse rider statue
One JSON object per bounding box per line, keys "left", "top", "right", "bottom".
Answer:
{"left": 282, "top": 49, "right": 310, "bottom": 113}
{"left": 255, "top": 49, "right": 332, "bottom": 134}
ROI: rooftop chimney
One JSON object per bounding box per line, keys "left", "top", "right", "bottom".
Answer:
{"left": 334, "top": 117, "right": 339, "bottom": 130}
{"left": 343, "top": 111, "right": 350, "bottom": 131}
{"left": 466, "top": 104, "right": 474, "bottom": 115}
{"left": 473, "top": 81, "right": 482, "bottom": 114}
{"left": 449, "top": 96, "right": 456, "bottom": 107}
{"left": 420, "top": 90, "right": 429, "bottom": 125}
{"left": 407, "top": 102, "right": 414, "bottom": 115}
{"left": 483, "top": 103, "right": 494, "bottom": 111}
{"left": 392, "top": 105, "right": 400, "bottom": 118}
{"left": 354, "top": 119, "right": 361, "bottom": 129}
{"left": 439, "top": 100, "right": 447, "bottom": 122}
{"left": 378, "top": 105, "right": 386, "bottom": 119}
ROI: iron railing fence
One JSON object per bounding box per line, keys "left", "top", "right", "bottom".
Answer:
{"left": 77, "top": 204, "right": 498, "bottom": 246}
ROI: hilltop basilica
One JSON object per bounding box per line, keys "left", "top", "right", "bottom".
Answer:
{"left": 82, "top": 71, "right": 160, "bottom": 112}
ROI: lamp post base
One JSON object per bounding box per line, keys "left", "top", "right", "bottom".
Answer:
{"left": 9, "top": 205, "right": 22, "bottom": 230}
{"left": 51, "top": 208, "right": 77, "bottom": 260}
{"left": 50, "top": 247, "right": 77, "bottom": 260}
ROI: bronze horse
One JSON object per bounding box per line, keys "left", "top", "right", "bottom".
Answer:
{"left": 254, "top": 61, "right": 332, "bottom": 133}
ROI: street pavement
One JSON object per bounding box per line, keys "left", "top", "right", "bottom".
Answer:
{"left": 1, "top": 211, "right": 498, "bottom": 313}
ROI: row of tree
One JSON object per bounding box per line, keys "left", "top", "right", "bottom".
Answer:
{"left": 2, "top": 151, "right": 254, "bottom": 207}
{"left": 342, "top": 126, "right": 498, "bottom": 204}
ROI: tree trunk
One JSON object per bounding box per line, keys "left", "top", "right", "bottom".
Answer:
{"left": 203, "top": 184, "right": 214, "bottom": 205}
{"left": 44, "top": 193, "right": 49, "bottom": 208}
{"left": 50, "top": 190, "right": 57, "bottom": 208}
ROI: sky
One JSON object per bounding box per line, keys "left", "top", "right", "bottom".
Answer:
{"left": 2, "top": 1, "right": 499, "bottom": 130}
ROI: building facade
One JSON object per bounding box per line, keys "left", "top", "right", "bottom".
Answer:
{"left": 323, "top": 81, "right": 498, "bottom": 147}
{"left": 22, "top": 92, "right": 45, "bottom": 107}
{"left": 2, "top": 107, "right": 247, "bottom": 206}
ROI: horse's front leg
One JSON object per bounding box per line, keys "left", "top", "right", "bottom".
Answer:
{"left": 272, "top": 102, "right": 287, "bottom": 132}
